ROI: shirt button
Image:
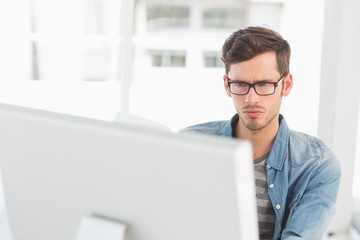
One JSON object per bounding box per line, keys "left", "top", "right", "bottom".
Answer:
{"left": 269, "top": 184, "right": 274, "bottom": 189}
{"left": 275, "top": 204, "right": 281, "bottom": 210}
{"left": 266, "top": 165, "right": 271, "bottom": 169}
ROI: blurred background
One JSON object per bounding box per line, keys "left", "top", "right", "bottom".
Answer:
{"left": 0, "top": 0, "right": 359, "bottom": 237}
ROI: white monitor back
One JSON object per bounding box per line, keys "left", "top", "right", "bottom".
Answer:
{"left": 0, "top": 103, "right": 258, "bottom": 240}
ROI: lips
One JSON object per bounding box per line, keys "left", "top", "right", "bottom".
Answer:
{"left": 242, "top": 108, "right": 263, "bottom": 118}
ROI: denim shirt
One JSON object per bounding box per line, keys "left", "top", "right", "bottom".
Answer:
{"left": 180, "top": 114, "right": 341, "bottom": 240}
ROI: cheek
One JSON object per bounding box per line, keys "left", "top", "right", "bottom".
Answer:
{"left": 271, "top": 95, "right": 283, "bottom": 113}
{"left": 231, "top": 96, "right": 246, "bottom": 108}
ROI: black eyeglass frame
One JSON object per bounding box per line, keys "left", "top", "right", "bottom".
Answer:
{"left": 226, "top": 74, "right": 286, "bottom": 96}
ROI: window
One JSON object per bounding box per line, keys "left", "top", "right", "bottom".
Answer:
{"left": 1, "top": 0, "right": 285, "bottom": 127}
{"left": 0, "top": 0, "right": 123, "bottom": 121}
{"left": 147, "top": 50, "right": 186, "bottom": 67}
{"left": 202, "top": 8, "right": 247, "bottom": 29}
{"left": 147, "top": 5, "right": 190, "bottom": 30}
{"left": 203, "top": 51, "right": 223, "bottom": 68}
{"left": 29, "top": 0, "right": 121, "bottom": 82}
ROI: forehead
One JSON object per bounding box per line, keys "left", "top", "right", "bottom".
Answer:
{"left": 228, "top": 52, "right": 278, "bottom": 80}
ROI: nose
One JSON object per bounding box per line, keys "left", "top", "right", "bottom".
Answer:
{"left": 245, "top": 87, "right": 259, "bottom": 103}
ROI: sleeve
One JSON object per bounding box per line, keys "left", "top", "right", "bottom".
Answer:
{"left": 281, "top": 149, "right": 341, "bottom": 240}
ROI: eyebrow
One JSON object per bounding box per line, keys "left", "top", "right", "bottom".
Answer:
{"left": 228, "top": 78, "right": 276, "bottom": 83}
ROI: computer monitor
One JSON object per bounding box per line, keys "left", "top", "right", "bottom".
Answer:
{"left": 0, "top": 103, "right": 258, "bottom": 240}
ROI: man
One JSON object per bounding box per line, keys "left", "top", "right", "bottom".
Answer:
{"left": 180, "top": 26, "right": 341, "bottom": 239}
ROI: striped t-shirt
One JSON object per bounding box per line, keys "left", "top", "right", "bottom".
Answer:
{"left": 254, "top": 154, "right": 276, "bottom": 240}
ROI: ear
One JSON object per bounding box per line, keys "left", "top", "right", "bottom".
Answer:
{"left": 282, "top": 73, "right": 293, "bottom": 96}
{"left": 223, "top": 75, "right": 232, "bottom": 97}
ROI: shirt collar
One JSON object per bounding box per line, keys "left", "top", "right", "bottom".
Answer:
{"left": 266, "top": 115, "right": 289, "bottom": 170}
{"left": 219, "top": 114, "right": 239, "bottom": 137}
{"left": 222, "top": 114, "right": 289, "bottom": 170}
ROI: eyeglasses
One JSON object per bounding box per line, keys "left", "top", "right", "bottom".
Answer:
{"left": 226, "top": 74, "right": 286, "bottom": 96}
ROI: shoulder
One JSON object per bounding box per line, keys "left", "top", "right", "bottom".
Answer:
{"left": 288, "top": 130, "right": 340, "bottom": 171}
{"left": 179, "top": 120, "right": 229, "bottom": 137}
{"left": 289, "top": 130, "right": 328, "bottom": 154}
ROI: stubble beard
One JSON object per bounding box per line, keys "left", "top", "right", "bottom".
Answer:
{"left": 239, "top": 111, "right": 278, "bottom": 132}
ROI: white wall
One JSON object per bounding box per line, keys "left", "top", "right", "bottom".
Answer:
{"left": 318, "top": 0, "right": 360, "bottom": 234}
{"left": 279, "top": 0, "right": 325, "bottom": 136}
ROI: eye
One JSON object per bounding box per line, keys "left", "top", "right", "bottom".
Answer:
{"left": 233, "top": 82, "right": 248, "bottom": 87}
{"left": 256, "top": 82, "right": 272, "bottom": 87}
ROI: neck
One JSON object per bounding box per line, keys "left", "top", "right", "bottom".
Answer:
{"left": 236, "top": 116, "right": 280, "bottom": 160}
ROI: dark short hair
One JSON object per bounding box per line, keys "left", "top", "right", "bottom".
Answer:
{"left": 221, "top": 26, "right": 291, "bottom": 75}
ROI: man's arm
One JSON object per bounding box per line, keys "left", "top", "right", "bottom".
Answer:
{"left": 281, "top": 150, "right": 341, "bottom": 240}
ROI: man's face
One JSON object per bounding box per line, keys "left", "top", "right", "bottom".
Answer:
{"left": 223, "top": 51, "right": 292, "bottom": 132}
